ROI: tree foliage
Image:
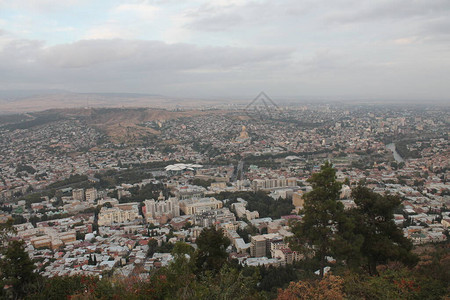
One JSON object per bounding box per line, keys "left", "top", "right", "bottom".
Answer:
{"left": 290, "top": 162, "right": 417, "bottom": 278}
{"left": 214, "top": 190, "right": 294, "bottom": 219}
{"left": 257, "top": 265, "right": 298, "bottom": 295}
{"left": 277, "top": 274, "right": 346, "bottom": 300}
{"left": 342, "top": 264, "right": 448, "bottom": 300}
{"left": 199, "top": 265, "right": 261, "bottom": 300}
{"left": 290, "top": 161, "right": 352, "bottom": 277}
{"left": 0, "top": 240, "right": 38, "bottom": 299}
{"left": 350, "top": 186, "right": 418, "bottom": 274}
{"left": 195, "top": 227, "right": 230, "bottom": 273}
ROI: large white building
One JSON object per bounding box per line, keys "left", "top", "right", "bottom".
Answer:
{"left": 231, "top": 198, "right": 259, "bottom": 220}
{"left": 175, "top": 185, "right": 206, "bottom": 200}
{"left": 98, "top": 202, "right": 141, "bottom": 226}
{"left": 252, "top": 178, "right": 297, "bottom": 190}
{"left": 193, "top": 208, "right": 236, "bottom": 227}
{"left": 17, "top": 226, "right": 76, "bottom": 250}
{"left": 144, "top": 193, "right": 180, "bottom": 224}
{"left": 179, "top": 197, "right": 223, "bottom": 215}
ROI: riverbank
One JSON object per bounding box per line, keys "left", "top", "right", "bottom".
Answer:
{"left": 386, "top": 143, "right": 404, "bottom": 163}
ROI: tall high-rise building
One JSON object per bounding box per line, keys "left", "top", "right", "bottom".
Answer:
{"left": 144, "top": 193, "right": 180, "bottom": 224}
{"left": 250, "top": 235, "right": 267, "bottom": 257}
{"left": 85, "top": 187, "right": 98, "bottom": 202}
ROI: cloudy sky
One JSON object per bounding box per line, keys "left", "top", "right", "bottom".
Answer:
{"left": 0, "top": 0, "right": 449, "bottom": 101}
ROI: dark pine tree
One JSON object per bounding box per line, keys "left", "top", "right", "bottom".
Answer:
{"left": 195, "top": 227, "right": 230, "bottom": 273}
{"left": 350, "top": 185, "right": 418, "bottom": 275}
{"left": 290, "top": 161, "right": 360, "bottom": 277}
{"left": 0, "top": 240, "right": 38, "bottom": 299}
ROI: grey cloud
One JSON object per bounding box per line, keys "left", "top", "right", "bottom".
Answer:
{"left": 0, "top": 37, "right": 294, "bottom": 92}
{"left": 42, "top": 39, "right": 142, "bottom": 68}
{"left": 0, "top": 0, "right": 85, "bottom": 13}
{"left": 323, "top": 0, "right": 450, "bottom": 46}
{"left": 184, "top": 0, "right": 314, "bottom": 32}
{"left": 41, "top": 39, "right": 293, "bottom": 69}
{"left": 326, "top": 0, "right": 450, "bottom": 24}
{"left": 0, "top": 38, "right": 45, "bottom": 67}
{"left": 421, "top": 17, "right": 450, "bottom": 38}
{"left": 186, "top": 13, "right": 244, "bottom": 32}
{"left": 184, "top": 3, "right": 248, "bottom": 32}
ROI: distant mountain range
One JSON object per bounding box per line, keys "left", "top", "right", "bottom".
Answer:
{"left": 1, "top": 90, "right": 447, "bottom": 114}
{"left": 0, "top": 89, "right": 69, "bottom": 99}
{"left": 0, "top": 90, "right": 239, "bottom": 114}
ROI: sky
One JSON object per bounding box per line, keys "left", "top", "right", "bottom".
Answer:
{"left": 0, "top": 0, "right": 449, "bottom": 101}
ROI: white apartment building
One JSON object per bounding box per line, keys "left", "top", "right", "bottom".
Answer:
{"left": 179, "top": 197, "right": 223, "bottom": 215}
{"left": 144, "top": 196, "right": 180, "bottom": 224}
{"left": 252, "top": 178, "right": 297, "bottom": 190}
{"left": 98, "top": 202, "right": 141, "bottom": 226}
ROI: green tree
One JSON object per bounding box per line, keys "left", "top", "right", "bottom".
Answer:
{"left": 172, "top": 241, "right": 195, "bottom": 259}
{"left": 0, "top": 240, "right": 38, "bottom": 299}
{"left": 257, "top": 265, "right": 298, "bottom": 295}
{"left": 290, "top": 161, "right": 353, "bottom": 277}
{"left": 342, "top": 266, "right": 446, "bottom": 300}
{"left": 350, "top": 186, "right": 418, "bottom": 275}
{"left": 147, "top": 238, "right": 159, "bottom": 258}
{"left": 29, "top": 275, "right": 99, "bottom": 300}
{"left": 182, "top": 221, "right": 193, "bottom": 230}
{"left": 0, "top": 219, "right": 15, "bottom": 246}
{"left": 195, "top": 227, "right": 230, "bottom": 273}
{"left": 200, "top": 265, "right": 261, "bottom": 300}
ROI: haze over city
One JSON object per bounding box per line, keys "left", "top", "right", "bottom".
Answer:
{"left": 1, "top": 0, "right": 450, "bottom": 101}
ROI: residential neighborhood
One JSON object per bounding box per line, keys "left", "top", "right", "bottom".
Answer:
{"left": 0, "top": 104, "right": 448, "bottom": 281}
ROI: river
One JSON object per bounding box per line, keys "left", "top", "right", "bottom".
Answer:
{"left": 386, "top": 143, "right": 404, "bottom": 163}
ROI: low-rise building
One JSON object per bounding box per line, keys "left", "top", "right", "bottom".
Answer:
{"left": 19, "top": 227, "right": 76, "bottom": 250}
{"left": 231, "top": 198, "right": 259, "bottom": 220}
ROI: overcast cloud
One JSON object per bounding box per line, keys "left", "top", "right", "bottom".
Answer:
{"left": 0, "top": 0, "right": 449, "bottom": 100}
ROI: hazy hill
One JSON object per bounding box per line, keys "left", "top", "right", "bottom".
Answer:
{"left": 0, "top": 91, "right": 242, "bottom": 114}
{"left": 0, "top": 107, "right": 224, "bottom": 144}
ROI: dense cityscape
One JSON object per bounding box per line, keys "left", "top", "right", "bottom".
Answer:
{"left": 1, "top": 0, "right": 450, "bottom": 298}
{"left": 0, "top": 102, "right": 448, "bottom": 298}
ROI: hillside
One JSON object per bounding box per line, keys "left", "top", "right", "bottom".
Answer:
{"left": 0, "top": 92, "right": 242, "bottom": 114}
{"left": 0, "top": 107, "right": 227, "bottom": 144}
